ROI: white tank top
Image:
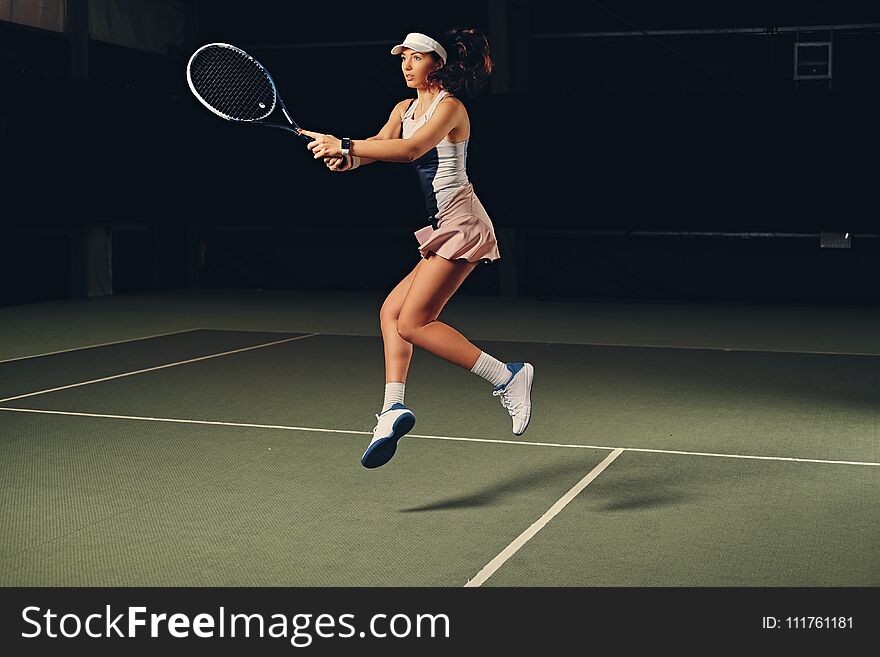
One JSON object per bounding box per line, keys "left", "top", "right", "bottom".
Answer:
{"left": 401, "top": 90, "right": 470, "bottom": 217}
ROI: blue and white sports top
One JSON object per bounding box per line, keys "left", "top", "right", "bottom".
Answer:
{"left": 401, "top": 90, "right": 469, "bottom": 218}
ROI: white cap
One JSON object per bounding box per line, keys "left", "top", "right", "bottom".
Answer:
{"left": 390, "top": 32, "right": 447, "bottom": 65}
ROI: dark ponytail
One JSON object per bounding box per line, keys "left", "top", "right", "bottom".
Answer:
{"left": 427, "top": 28, "right": 493, "bottom": 98}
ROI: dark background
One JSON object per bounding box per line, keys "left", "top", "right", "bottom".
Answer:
{"left": 2, "top": 0, "right": 879, "bottom": 306}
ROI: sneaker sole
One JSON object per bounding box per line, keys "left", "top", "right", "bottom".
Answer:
{"left": 513, "top": 363, "right": 534, "bottom": 436}
{"left": 360, "top": 412, "right": 416, "bottom": 469}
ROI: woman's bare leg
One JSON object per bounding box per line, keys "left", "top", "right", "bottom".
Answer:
{"left": 379, "top": 259, "right": 424, "bottom": 384}
{"left": 382, "top": 254, "right": 534, "bottom": 440}
{"left": 396, "top": 254, "right": 480, "bottom": 369}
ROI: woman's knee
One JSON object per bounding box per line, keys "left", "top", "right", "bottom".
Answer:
{"left": 380, "top": 295, "right": 402, "bottom": 325}
{"left": 380, "top": 261, "right": 423, "bottom": 326}
{"left": 396, "top": 317, "right": 424, "bottom": 344}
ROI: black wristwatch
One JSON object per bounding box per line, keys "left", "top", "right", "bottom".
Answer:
{"left": 340, "top": 137, "right": 352, "bottom": 156}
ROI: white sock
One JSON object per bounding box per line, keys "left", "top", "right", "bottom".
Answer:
{"left": 382, "top": 382, "right": 406, "bottom": 413}
{"left": 470, "top": 351, "right": 510, "bottom": 387}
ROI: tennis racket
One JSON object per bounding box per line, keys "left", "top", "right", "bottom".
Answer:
{"left": 186, "top": 42, "right": 310, "bottom": 141}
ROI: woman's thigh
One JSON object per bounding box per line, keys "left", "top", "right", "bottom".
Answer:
{"left": 380, "top": 258, "right": 425, "bottom": 322}
{"left": 398, "top": 254, "right": 477, "bottom": 327}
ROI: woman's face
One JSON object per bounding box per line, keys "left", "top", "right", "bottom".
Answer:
{"left": 400, "top": 48, "right": 441, "bottom": 88}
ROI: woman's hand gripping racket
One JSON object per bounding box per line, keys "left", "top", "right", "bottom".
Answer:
{"left": 186, "top": 42, "right": 310, "bottom": 142}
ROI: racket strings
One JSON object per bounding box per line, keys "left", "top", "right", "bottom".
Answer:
{"left": 196, "top": 50, "right": 271, "bottom": 119}
{"left": 189, "top": 45, "right": 275, "bottom": 121}
{"left": 202, "top": 52, "right": 271, "bottom": 119}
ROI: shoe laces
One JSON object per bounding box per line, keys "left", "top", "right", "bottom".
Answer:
{"left": 493, "top": 388, "right": 519, "bottom": 416}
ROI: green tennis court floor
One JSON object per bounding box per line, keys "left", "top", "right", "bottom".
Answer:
{"left": 1, "top": 324, "right": 877, "bottom": 586}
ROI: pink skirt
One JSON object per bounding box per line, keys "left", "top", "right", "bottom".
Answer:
{"left": 413, "top": 184, "right": 501, "bottom": 264}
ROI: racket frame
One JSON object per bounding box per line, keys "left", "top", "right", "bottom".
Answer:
{"left": 186, "top": 42, "right": 311, "bottom": 142}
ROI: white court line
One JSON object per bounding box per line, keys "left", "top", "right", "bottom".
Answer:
{"left": 0, "top": 407, "right": 368, "bottom": 435}
{"left": 465, "top": 448, "right": 625, "bottom": 587}
{"left": 1, "top": 406, "right": 878, "bottom": 468}
{"left": 197, "top": 327, "right": 880, "bottom": 357}
{"left": 0, "top": 334, "right": 318, "bottom": 404}
{"left": 0, "top": 328, "right": 201, "bottom": 365}
{"left": 622, "top": 447, "right": 880, "bottom": 467}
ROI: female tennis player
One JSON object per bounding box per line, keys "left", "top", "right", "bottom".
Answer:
{"left": 300, "top": 28, "right": 534, "bottom": 469}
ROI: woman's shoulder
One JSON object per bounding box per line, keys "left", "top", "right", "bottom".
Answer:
{"left": 394, "top": 98, "right": 416, "bottom": 119}
{"left": 437, "top": 94, "right": 466, "bottom": 117}
{"left": 439, "top": 93, "right": 464, "bottom": 108}
{"left": 437, "top": 94, "right": 467, "bottom": 116}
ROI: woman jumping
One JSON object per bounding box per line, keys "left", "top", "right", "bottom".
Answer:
{"left": 300, "top": 28, "right": 534, "bottom": 469}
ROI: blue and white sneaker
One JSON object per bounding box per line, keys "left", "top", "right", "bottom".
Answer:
{"left": 360, "top": 403, "right": 416, "bottom": 469}
{"left": 493, "top": 362, "right": 534, "bottom": 435}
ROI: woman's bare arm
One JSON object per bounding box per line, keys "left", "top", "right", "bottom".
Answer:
{"left": 356, "top": 99, "right": 409, "bottom": 165}
{"left": 306, "top": 97, "right": 464, "bottom": 164}
{"left": 325, "top": 99, "right": 410, "bottom": 170}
